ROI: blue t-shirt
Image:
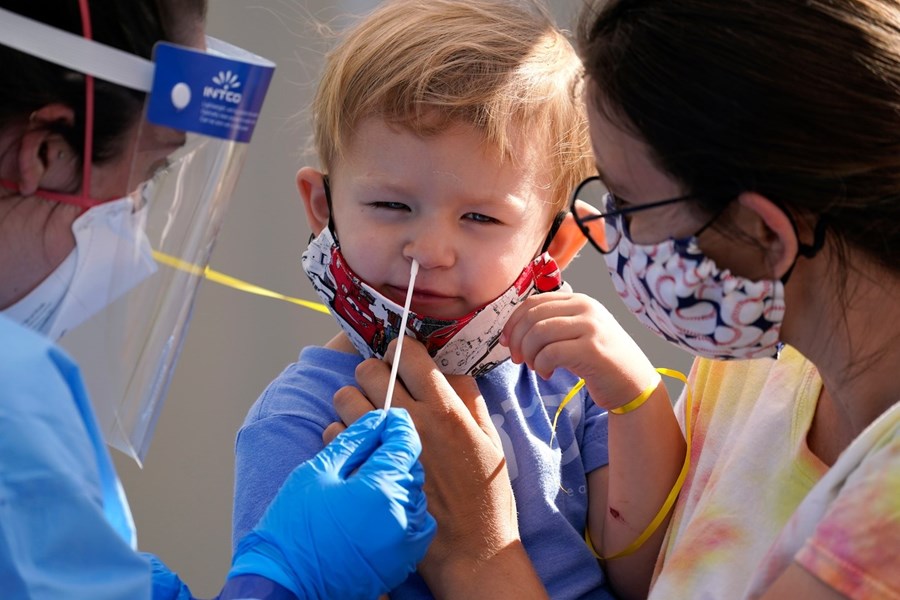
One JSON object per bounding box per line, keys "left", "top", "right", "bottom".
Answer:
{"left": 234, "top": 347, "right": 613, "bottom": 600}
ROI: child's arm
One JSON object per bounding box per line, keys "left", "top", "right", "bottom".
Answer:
{"left": 501, "top": 290, "right": 686, "bottom": 600}
{"left": 233, "top": 355, "right": 360, "bottom": 548}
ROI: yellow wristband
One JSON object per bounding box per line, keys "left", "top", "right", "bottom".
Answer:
{"left": 609, "top": 372, "right": 662, "bottom": 415}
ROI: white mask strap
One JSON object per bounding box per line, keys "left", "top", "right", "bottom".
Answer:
{"left": 383, "top": 259, "right": 419, "bottom": 413}
{"left": 0, "top": 7, "right": 153, "bottom": 92}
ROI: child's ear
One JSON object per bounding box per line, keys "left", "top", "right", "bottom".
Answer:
{"left": 296, "top": 166, "right": 330, "bottom": 234}
{"left": 17, "top": 104, "right": 77, "bottom": 196}
{"left": 546, "top": 212, "right": 588, "bottom": 270}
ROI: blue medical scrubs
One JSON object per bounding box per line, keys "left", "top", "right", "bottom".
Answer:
{"left": 0, "top": 314, "right": 150, "bottom": 599}
{"left": 0, "top": 316, "right": 299, "bottom": 600}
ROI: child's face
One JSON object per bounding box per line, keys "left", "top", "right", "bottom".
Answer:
{"left": 327, "top": 118, "right": 557, "bottom": 320}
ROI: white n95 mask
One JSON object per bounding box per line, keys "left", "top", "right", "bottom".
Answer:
{"left": 4, "top": 184, "right": 157, "bottom": 341}
{"left": 302, "top": 226, "right": 563, "bottom": 377}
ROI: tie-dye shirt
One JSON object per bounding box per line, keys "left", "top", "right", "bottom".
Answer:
{"left": 649, "top": 345, "right": 900, "bottom": 599}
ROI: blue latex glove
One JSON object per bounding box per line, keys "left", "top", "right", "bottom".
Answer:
{"left": 142, "top": 553, "right": 193, "bottom": 600}
{"left": 229, "top": 408, "right": 436, "bottom": 599}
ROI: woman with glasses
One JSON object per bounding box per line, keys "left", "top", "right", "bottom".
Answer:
{"left": 341, "top": 0, "right": 900, "bottom": 599}
{"left": 569, "top": 0, "right": 900, "bottom": 597}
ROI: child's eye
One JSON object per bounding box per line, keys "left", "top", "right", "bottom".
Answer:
{"left": 370, "top": 201, "right": 410, "bottom": 211}
{"left": 464, "top": 212, "right": 499, "bottom": 224}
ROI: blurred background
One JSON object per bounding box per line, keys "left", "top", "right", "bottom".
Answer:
{"left": 113, "top": 1, "right": 692, "bottom": 596}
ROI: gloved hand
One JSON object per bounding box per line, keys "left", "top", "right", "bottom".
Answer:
{"left": 229, "top": 408, "right": 436, "bottom": 599}
{"left": 141, "top": 553, "right": 193, "bottom": 600}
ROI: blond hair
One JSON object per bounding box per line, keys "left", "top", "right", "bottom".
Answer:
{"left": 313, "top": 0, "right": 593, "bottom": 213}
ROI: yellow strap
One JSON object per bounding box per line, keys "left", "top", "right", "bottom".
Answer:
{"left": 610, "top": 372, "right": 663, "bottom": 415}
{"left": 550, "top": 368, "right": 662, "bottom": 443}
{"left": 549, "top": 378, "right": 585, "bottom": 447}
{"left": 152, "top": 250, "right": 331, "bottom": 315}
{"left": 587, "top": 367, "right": 692, "bottom": 561}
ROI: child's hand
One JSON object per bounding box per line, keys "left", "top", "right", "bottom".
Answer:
{"left": 500, "top": 290, "right": 659, "bottom": 412}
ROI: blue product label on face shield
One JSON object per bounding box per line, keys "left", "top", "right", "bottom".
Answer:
{"left": 146, "top": 40, "right": 275, "bottom": 142}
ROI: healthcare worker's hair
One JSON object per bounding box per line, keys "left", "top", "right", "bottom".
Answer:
{"left": 0, "top": 0, "right": 207, "bottom": 167}
{"left": 312, "top": 0, "right": 592, "bottom": 214}
{"left": 577, "top": 0, "right": 900, "bottom": 276}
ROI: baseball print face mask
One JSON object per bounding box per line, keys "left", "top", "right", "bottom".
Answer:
{"left": 604, "top": 229, "right": 786, "bottom": 360}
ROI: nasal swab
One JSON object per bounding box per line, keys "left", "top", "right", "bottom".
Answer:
{"left": 383, "top": 259, "right": 419, "bottom": 413}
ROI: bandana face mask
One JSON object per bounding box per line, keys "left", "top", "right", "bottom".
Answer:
{"left": 604, "top": 224, "right": 786, "bottom": 360}
{"left": 302, "top": 226, "right": 563, "bottom": 377}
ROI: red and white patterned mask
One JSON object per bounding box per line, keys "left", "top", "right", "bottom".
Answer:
{"left": 302, "top": 226, "right": 562, "bottom": 377}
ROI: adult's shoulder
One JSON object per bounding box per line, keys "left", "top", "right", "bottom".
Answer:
{"left": 690, "top": 345, "right": 816, "bottom": 393}
{"left": 0, "top": 315, "right": 98, "bottom": 478}
{"left": 0, "top": 313, "right": 66, "bottom": 364}
{"left": 0, "top": 315, "right": 80, "bottom": 405}
{"left": 682, "top": 345, "right": 821, "bottom": 437}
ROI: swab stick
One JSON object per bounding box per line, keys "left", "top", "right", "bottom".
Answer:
{"left": 383, "top": 259, "right": 419, "bottom": 413}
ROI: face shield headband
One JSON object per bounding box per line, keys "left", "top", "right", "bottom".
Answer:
{"left": 0, "top": 2, "right": 153, "bottom": 209}
{"left": 0, "top": 6, "right": 275, "bottom": 463}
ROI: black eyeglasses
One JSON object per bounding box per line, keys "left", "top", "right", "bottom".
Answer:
{"left": 569, "top": 175, "right": 706, "bottom": 254}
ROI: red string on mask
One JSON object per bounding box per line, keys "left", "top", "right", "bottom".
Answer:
{"left": 0, "top": 1, "right": 113, "bottom": 209}
{"left": 78, "top": 0, "right": 94, "bottom": 208}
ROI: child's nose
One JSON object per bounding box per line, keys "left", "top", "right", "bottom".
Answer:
{"left": 403, "top": 234, "right": 456, "bottom": 270}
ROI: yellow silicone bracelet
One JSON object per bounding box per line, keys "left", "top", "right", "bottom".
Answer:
{"left": 609, "top": 372, "right": 663, "bottom": 415}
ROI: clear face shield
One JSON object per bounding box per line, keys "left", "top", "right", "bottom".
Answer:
{"left": 0, "top": 9, "right": 275, "bottom": 463}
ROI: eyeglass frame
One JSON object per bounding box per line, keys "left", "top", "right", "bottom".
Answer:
{"left": 569, "top": 175, "right": 707, "bottom": 255}
{"left": 569, "top": 175, "right": 829, "bottom": 287}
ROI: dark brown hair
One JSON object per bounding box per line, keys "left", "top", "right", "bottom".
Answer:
{"left": 577, "top": 0, "right": 900, "bottom": 274}
{"left": 0, "top": 0, "right": 207, "bottom": 166}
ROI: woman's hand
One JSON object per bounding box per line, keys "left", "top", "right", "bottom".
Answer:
{"left": 325, "top": 337, "right": 548, "bottom": 599}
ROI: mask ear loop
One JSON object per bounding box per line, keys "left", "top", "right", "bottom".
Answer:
{"left": 23, "top": 0, "right": 98, "bottom": 211}
{"left": 321, "top": 174, "right": 339, "bottom": 244}
{"left": 695, "top": 196, "right": 826, "bottom": 285}
{"left": 780, "top": 213, "right": 827, "bottom": 284}
{"left": 0, "top": 1, "right": 100, "bottom": 210}
{"left": 76, "top": 0, "right": 95, "bottom": 211}
{"left": 540, "top": 210, "right": 567, "bottom": 254}
{"left": 0, "top": 3, "right": 157, "bottom": 209}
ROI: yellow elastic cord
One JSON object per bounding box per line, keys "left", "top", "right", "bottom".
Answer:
{"left": 586, "top": 367, "right": 692, "bottom": 561}
{"left": 550, "top": 368, "right": 661, "bottom": 444}
{"left": 550, "top": 378, "right": 585, "bottom": 447}
{"left": 152, "top": 250, "right": 331, "bottom": 315}
{"left": 610, "top": 372, "right": 663, "bottom": 415}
